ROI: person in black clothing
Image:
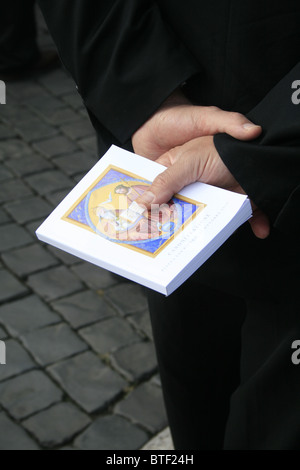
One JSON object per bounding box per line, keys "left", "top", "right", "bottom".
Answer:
{"left": 38, "top": 0, "right": 300, "bottom": 449}
{"left": 0, "top": 0, "right": 58, "bottom": 80}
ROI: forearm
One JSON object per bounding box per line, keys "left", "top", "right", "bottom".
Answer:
{"left": 38, "top": 0, "right": 199, "bottom": 142}
{"left": 214, "top": 61, "right": 300, "bottom": 237}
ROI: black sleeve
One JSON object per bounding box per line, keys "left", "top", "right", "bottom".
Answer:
{"left": 38, "top": 0, "right": 199, "bottom": 143}
{"left": 214, "top": 62, "right": 300, "bottom": 238}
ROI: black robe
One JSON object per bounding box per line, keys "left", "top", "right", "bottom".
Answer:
{"left": 38, "top": 0, "right": 300, "bottom": 449}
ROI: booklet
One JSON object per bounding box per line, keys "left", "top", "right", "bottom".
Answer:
{"left": 36, "top": 145, "right": 252, "bottom": 295}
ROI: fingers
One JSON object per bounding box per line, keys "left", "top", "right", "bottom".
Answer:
{"left": 248, "top": 208, "right": 270, "bottom": 239}
{"left": 137, "top": 158, "right": 194, "bottom": 208}
{"left": 136, "top": 130, "right": 270, "bottom": 241}
{"left": 136, "top": 139, "right": 213, "bottom": 208}
{"left": 191, "top": 106, "right": 262, "bottom": 141}
{"left": 136, "top": 136, "right": 227, "bottom": 208}
{"left": 132, "top": 102, "right": 262, "bottom": 162}
{"left": 154, "top": 151, "right": 173, "bottom": 167}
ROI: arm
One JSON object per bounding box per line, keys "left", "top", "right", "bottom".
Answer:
{"left": 214, "top": 62, "right": 300, "bottom": 238}
{"left": 38, "top": 0, "right": 260, "bottom": 155}
{"left": 38, "top": 0, "right": 199, "bottom": 143}
{"left": 136, "top": 64, "right": 300, "bottom": 239}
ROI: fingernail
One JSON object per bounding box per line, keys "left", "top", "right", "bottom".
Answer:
{"left": 243, "top": 123, "right": 260, "bottom": 130}
{"left": 140, "top": 191, "right": 156, "bottom": 204}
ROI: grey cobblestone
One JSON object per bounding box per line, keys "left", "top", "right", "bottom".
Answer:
{"left": 38, "top": 69, "right": 76, "bottom": 96}
{"left": 110, "top": 341, "right": 158, "bottom": 383}
{"left": 78, "top": 109, "right": 90, "bottom": 120}
{"left": 105, "top": 283, "right": 148, "bottom": 316}
{"left": 77, "top": 135, "right": 98, "bottom": 155}
{"left": 27, "top": 265, "right": 84, "bottom": 301}
{"left": 74, "top": 415, "right": 148, "bottom": 450}
{"left": 8, "top": 81, "right": 49, "bottom": 102}
{"left": 26, "top": 218, "right": 47, "bottom": 237}
{"left": 48, "top": 351, "right": 127, "bottom": 413}
{"left": 0, "top": 106, "right": 22, "bottom": 126}
{"left": 115, "top": 382, "right": 168, "bottom": 434}
{"left": 79, "top": 317, "right": 141, "bottom": 355}
{"left": 0, "top": 339, "right": 35, "bottom": 382}
{"left": 1, "top": 105, "right": 36, "bottom": 125}
{"left": 0, "top": 223, "right": 33, "bottom": 252}
{"left": 20, "top": 323, "right": 88, "bottom": 366}
{"left": 142, "top": 428, "right": 174, "bottom": 450}
{"left": 42, "top": 107, "right": 80, "bottom": 126}
{"left": 23, "top": 402, "right": 91, "bottom": 448}
{"left": 0, "top": 12, "right": 170, "bottom": 450}
{"left": 0, "top": 139, "right": 33, "bottom": 160}
{"left": 25, "top": 169, "right": 73, "bottom": 196}
{"left": 0, "top": 179, "right": 33, "bottom": 203}
{"left": 150, "top": 374, "right": 162, "bottom": 388}
{"left": 4, "top": 196, "right": 52, "bottom": 224}
{"left": 2, "top": 244, "right": 58, "bottom": 277}
{"left": 71, "top": 263, "right": 118, "bottom": 290}
{"left": 0, "top": 295, "right": 60, "bottom": 337}
{"left": 128, "top": 310, "right": 154, "bottom": 340}
{"left": 60, "top": 119, "right": 94, "bottom": 141}
{"left": 47, "top": 245, "right": 79, "bottom": 266}
{"left": 0, "top": 208, "right": 11, "bottom": 225}
{"left": 33, "top": 135, "right": 78, "bottom": 158}
{"left": 29, "top": 94, "right": 65, "bottom": 113}
{"left": 73, "top": 172, "right": 89, "bottom": 183}
{"left": 62, "top": 92, "right": 85, "bottom": 110}
{"left": 5, "top": 153, "right": 53, "bottom": 177}
{"left": 45, "top": 188, "right": 72, "bottom": 206}
{"left": 0, "top": 124, "right": 17, "bottom": 140}
{"left": 0, "top": 269, "right": 28, "bottom": 303}
{"left": 0, "top": 369, "right": 63, "bottom": 419}
{"left": 51, "top": 290, "right": 116, "bottom": 329}
{"left": 53, "top": 151, "right": 97, "bottom": 176}
{"left": 0, "top": 166, "right": 14, "bottom": 181}
{"left": 0, "top": 412, "right": 39, "bottom": 450}
{"left": 14, "top": 117, "right": 58, "bottom": 142}
{"left": 0, "top": 327, "right": 7, "bottom": 339}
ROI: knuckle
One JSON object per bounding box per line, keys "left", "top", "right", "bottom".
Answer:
{"left": 167, "top": 147, "right": 179, "bottom": 162}
{"left": 230, "top": 111, "right": 245, "bottom": 123}
{"left": 208, "top": 105, "right": 220, "bottom": 113}
{"left": 197, "top": 106, "right": 222, "bottom": 134}
{"left": 190, "top": 107, "right": 204, "bottom": 132}
{"left": 192, "top": 107, "right": 210, "bottom": 134}
{"left": 154, "top": 172, "right": 170, "bottom": 188}
{"left": 161, "top": 147, "right": 180, "bottom": 165}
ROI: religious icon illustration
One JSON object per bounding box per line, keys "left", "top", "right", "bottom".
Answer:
{"left": 62, "top": 166, "right": 206, "bottom": 257}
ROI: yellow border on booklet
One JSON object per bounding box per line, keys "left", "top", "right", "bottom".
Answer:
{"left": 62, "top": 165, "right": 206, "bottom": 258}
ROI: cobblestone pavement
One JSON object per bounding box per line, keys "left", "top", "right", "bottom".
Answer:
{"left": 0, "top": 8, "right": 173, "bottom": 451}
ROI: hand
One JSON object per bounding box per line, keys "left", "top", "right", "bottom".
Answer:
{"left": 136, "top": 136, "right": 270, "bottom": 239}
{"left": 132, "top": 89, "right": 262, "bottom": 160}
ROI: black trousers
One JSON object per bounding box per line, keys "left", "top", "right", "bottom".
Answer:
{"left": 147, "top": 224, "right": 300, "bottom": 450}
{"left": 0, "top": 0, "right": 39, "bottom": 72}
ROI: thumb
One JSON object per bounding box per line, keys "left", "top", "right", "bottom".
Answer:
{"left": 136, "top": 157, "right": 194, "bottom": 209}
{"left": 192, "top": 106, "right": 262, "bottom": 141}
{"left": 248, "top": 207, "right": 270, "bottom": 239}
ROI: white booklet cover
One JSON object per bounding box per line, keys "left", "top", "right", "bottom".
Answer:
{"left": 36, "top": 145, "right": 252, "bottom": 296}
